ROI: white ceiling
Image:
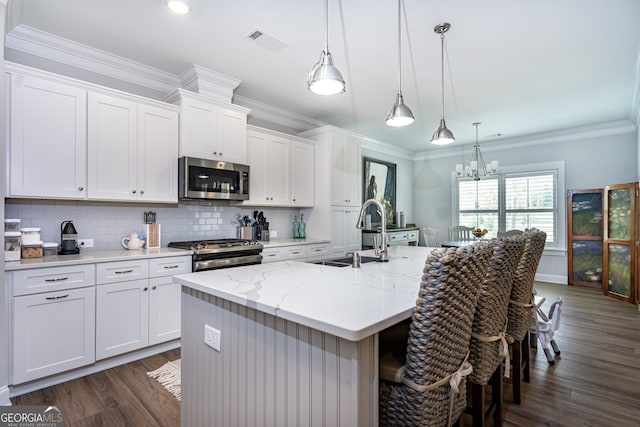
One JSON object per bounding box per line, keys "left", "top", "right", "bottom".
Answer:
{"left": 6, "top": 0, "right": 640, "bottom": 152}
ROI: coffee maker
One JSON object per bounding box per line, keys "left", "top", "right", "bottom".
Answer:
{"left": 59, "top": 220, "right": 80, "bottom": 255}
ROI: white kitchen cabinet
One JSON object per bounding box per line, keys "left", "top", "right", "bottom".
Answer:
{"left": 362, "top": 228, "right": 419, "bottom": 248}
{"left": 331, "top": 207, "right": 362, "bottom": 256}
{"left": 262, "top": 245, "right": 307, "bottom": 263}
{"left": 331, "top": 134, "right": 361, "bottom": 206}
{"left": 167, "top": 90, "right": 249, "bottom": 164}
{"left": 95, "top": 256, "right": 189, "bottom": 360}
{"left": 8, "top": 73, "right": 87, "bottom": 199}
{"left": 290, "top": 139, "right": 315, "bottom": 207}
{"left": 8, "top": 264, "right": 97, "bottom": 384}
{"left": 13, "top": 286, "right": 95, "bottom": 384}
{"left": 305, "top": 242, "right": 331, "bottom": 261}
{"left": 87, "top": 92, "right": 178, "bottom": 202}
{"left": 246, "top": 128, "right": 290, "bottom": 205}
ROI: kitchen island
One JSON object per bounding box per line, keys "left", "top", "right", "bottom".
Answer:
{"left": 174, "top": 245, "right": 433, "bottom": 427}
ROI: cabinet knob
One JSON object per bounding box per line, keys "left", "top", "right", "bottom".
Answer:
{"left": 132, "top": 190, "right": 137, "bottom": 194}
{"left": 78, "top": 186, "right": 84, "bottom": 191}
{"left": 152, "top": 285, "right": 157, "bottom": 290}
{"left": 265, "top": 197, "right": 269, "bottom": 200}
{"left": 292, "top": 198, "right": 296, "bottom": 202}
{"left": 143, "top": 287, "right": 148, "bottom": 291}
{"left": 213, "top": 151, "right": 218, "bottom": 156}
{"left": 140, "top": 190, "right": 144, "bottom": 195}
{"left": 219, "top": 152, "right": 223, "bottom": 156}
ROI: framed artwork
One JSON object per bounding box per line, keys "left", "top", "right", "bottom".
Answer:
{"left": 363, "top": 157, "right": 396, "bottom": 226}
{"left": 567, "top": 189, "right": 603, "bottom": 287}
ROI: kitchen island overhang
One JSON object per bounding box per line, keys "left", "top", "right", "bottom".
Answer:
{"left": 175, "top": 245, "right": 432, "bottom": 427}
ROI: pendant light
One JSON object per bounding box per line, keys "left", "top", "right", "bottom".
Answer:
{"left": 385, "top": 0, "right": 414, "bottom": 126}
{"left": 431, "top": 23, "right": 455, "bottom": 145}
{"left": 455, "top": 122, "right": 499, "bottom": 181}
{"left": 307, "top": 0, "right": 345, "bottom": 95}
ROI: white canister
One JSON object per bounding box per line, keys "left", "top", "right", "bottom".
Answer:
{"left": 4, "top": 231, "right": 21, "bottom": 261}
{"left": 21, "top": 227, "right": 41, "bottom": 244}
{"left": 399, "top": 211, "right": 406, "bottom": 228}
{"left": 4, "top": 219, "right": 21, "bottom": 233}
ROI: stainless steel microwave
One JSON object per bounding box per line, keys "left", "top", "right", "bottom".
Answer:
{"left": 178, "top": 156, "right": 250, "bottom": 201}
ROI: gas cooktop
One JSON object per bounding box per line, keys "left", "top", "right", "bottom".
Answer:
{"left": 168, "top": 238, "right": 263, "bottom": 254}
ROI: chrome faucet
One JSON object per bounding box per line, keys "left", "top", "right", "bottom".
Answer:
{"left": 356, "top": 198, "right": 388, "bottom": 261}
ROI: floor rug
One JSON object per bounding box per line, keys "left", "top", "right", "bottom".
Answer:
{"left": 147, "top": 359, "right": 181, "bottom": 401}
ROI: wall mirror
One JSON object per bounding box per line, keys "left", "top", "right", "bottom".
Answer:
{"left": 363, "top": 157, "right": 397, "bottom": 227}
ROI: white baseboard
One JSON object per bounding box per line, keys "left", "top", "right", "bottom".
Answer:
{"left": 536, "top": 273, "right": 567, "bottom": 285}
{"left": 0, "top": 385, "right": 11, "bottom": 406}
{"left": 9, "top": 340, "right": 180, "bottom": 398}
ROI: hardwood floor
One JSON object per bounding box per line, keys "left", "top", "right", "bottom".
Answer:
{"left": 10, "top": 282, "right": 640, "bottom": 426}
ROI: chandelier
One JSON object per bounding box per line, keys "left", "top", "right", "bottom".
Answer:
{"left": 455, "top": 122, "right": 498, "bottom": 181}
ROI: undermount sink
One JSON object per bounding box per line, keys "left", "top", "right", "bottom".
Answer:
{"left": 311, "top": 256, "right": 382, "bottom": 267}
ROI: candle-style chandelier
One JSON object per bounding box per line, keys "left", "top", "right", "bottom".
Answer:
{"left": 455, "top": 122, "right": 498, "bottom": 181}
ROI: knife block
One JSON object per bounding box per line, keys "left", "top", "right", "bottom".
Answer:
{"left": 144, "top": 223, "right": 161, "bottom": 248}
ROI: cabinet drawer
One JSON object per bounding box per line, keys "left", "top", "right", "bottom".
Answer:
{"left": 261, "top": 247, "right": 284, "bottom": 263}
{"left": 149, "top": 256, "right": 191, "bottom": 278}
{"left": 306, "top": 243, "right": 330, "bottom": 261}
{"left": 97, "top": 259, "right": 149, "bottom": 284}
{"left": 407, "top": 230, "right": 418, "bottom": 242}
{"left": 262, "top": 245, "right": 307, "bottom": 263}
{"left": 285, "top": 245, "right": 307, "bottom": 260}
{"left": 10, "top": 264, "right": 96, "bottom": 296}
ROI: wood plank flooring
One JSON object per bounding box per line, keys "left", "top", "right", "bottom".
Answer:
{"left": 10, "top": 282, "right": 640, "bottom": 426}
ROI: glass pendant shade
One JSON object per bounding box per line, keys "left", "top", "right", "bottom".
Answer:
{"left": 308, "top": 49, "right": 345, "bottom": 95}
{"left": 386, "top": 92, "right": 414, "bottom": 126}
{"left": 431, "top": 118, "right": 455, "bottom": 145}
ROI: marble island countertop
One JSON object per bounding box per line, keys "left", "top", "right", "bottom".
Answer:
{"left": 174, "top": 245, "right": 433, "bottom": 341}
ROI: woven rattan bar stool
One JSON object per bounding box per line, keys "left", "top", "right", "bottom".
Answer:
{"left": 465, "top": 236, "right": 525, "bottom": 427}
{"left": 505, "top": 231, "right": 546, "bottom": 404}
{"left": 378, "top": 243, "right": 493, "bottom": 427}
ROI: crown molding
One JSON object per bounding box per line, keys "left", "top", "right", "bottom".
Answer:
{"left": 5, "top": 24, "right": 180, "bottom": 93}
{"left": 234, "top": 95, "right": 325, "bottom": 133}
{"left": 179, "top": 64, "right": 241, "bottom": 103}
{"left": 414, "top": 120, "right": 637, "bottom": 161}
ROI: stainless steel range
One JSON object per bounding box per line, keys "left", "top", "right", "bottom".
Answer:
{"left": 168, "top": 238, "right": 263, "bottom": 272}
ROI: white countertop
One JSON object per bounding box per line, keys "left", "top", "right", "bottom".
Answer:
{"left": 260, "top": 238, "right": 330, "bottom": 248}
{"left": 4, "top": 247, "right": 192, "bottom": 271}
{"left": 174, "top": 245, "right": 434, "bottom": 341}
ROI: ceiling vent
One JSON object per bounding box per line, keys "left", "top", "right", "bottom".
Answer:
{"left": 245, "top": 28, "right": 287, "bottom": 52}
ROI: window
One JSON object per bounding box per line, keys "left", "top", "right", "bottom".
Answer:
{"left": 454, "top": 162, "right": 564, "bottom": 248}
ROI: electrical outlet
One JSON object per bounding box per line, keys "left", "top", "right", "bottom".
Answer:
{"left": 270, "top": 230, "right": 278, "bottom": 238}
{"left": 204, "top": 324, "right": 221, "bottom": 352}
{"left": 78, "top": 239, "right": 94, "bottom": 248}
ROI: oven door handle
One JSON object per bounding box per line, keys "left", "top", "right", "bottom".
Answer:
{"left": 194, "top": 254, "right": 263, "bottom": 271}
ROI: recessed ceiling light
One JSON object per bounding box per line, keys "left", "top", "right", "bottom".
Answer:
{"left": 167, "top": 0, "right": 190, "bottom": 15}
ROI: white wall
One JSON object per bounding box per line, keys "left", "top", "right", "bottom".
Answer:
{"left": 413, "top": 124, "right": 637, "bottom": 284}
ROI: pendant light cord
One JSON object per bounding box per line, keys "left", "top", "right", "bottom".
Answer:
{"left": 397, "top": 0, "right": 402, "bottom": 93}
{"left": 440, "top": 31, "right": 445, "bottom": 119}
{"left": 324, "top": 0, "right": 329, "bottom": 51}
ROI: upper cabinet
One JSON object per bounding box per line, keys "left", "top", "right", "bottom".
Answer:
{"left": 244, "top": 126, "right": 315, "bottom": 207}
{"left": 6, "top": 65, "right": 179, "bottom": 203}
{"left": 7, "top": 73, "right": 88, "bottom": 199}
{"left": 166, "top": 90, "right": 250, "bottom": 164}
{"left": 87, "top": 93, "right": 179, "bottom": 203}
{"left": 330, "top": 134, "right": 361, "bottom": 206}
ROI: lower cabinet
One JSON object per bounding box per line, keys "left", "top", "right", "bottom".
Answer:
{"left": 95, "top": 256, "right": 189, "bottom": 360}
{"left": 13, "top": 286, "right": 96, "bottom": 384}
{"left": 262, "top": 242, "right": 331, "bottom": 263}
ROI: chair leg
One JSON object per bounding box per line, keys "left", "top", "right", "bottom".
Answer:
{"left": 550, "top": 339, "right": 561, "bottom": 355}
{"left": 522, "top": 334, "right": 530, "bottom": 383}
{"left": 511, "top": 339, "right": 522, "bottom": 404}
{"left": 491, "top": 364, "right": 504, "bottom": 427}
{"left": 472, "top": 382, "right": 485, "bottom": 427}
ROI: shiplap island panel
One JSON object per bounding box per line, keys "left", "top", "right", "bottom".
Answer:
{"left": 175, "top": 245, "right": 433, "bottom": 427}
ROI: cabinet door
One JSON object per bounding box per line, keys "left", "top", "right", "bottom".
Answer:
{"left": 13, "top": 287, "right": 95, "bottom": 384}
{"left": 330, "top": 207, "right": 361, "bottom": 256}
{"left": 217, "top": 108, "right": 247, "bottom": 164}
{"left": 567, "top": 189, "right": 603, "bottom": 287}
{"left": 96, "top": 279, "right": 149, "bottom": 360}
{"left": 290, "top": 140, "right": 315, "bottom": 207}
{"left": 148, "top": 276, "right": 181, "bottom": 345}
{"left": 602, "top": 183, "right": 637, "bottom": 303}
{"left": 9, "top": 74, "right": 87, "bottom": 199}
{"left": 179, "top": 96, "right": 218, "bottom": 160}
{"left": 330, "top": 133, "right": 349, "bottom": 205}
{"left": 87, "top": 92, "right": 138, "bottom": 200}
{"left": 343, "top": 136, "right": 362, "bottom": 206}
{"left": 137, "top": 104, "right": 179, "bottom": 203}
{"left": 245, "top": 130, "right": 290, "bottom": 205}
{"left": 267, "top": 135, "right": 291, "bottom": 205}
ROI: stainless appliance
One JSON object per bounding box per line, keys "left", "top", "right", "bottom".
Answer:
{"left": 168, "top": 238, "right": 263, "bottom": 272}
{"left": 179, "top": 156, "right": 250, "bottom": 201}
{"left": 59, "top": 220, "right": 80, "bottom": 255}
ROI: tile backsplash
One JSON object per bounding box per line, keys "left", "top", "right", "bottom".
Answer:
{"left": 5, "top": 200, "right": 311, "bottom": 251}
